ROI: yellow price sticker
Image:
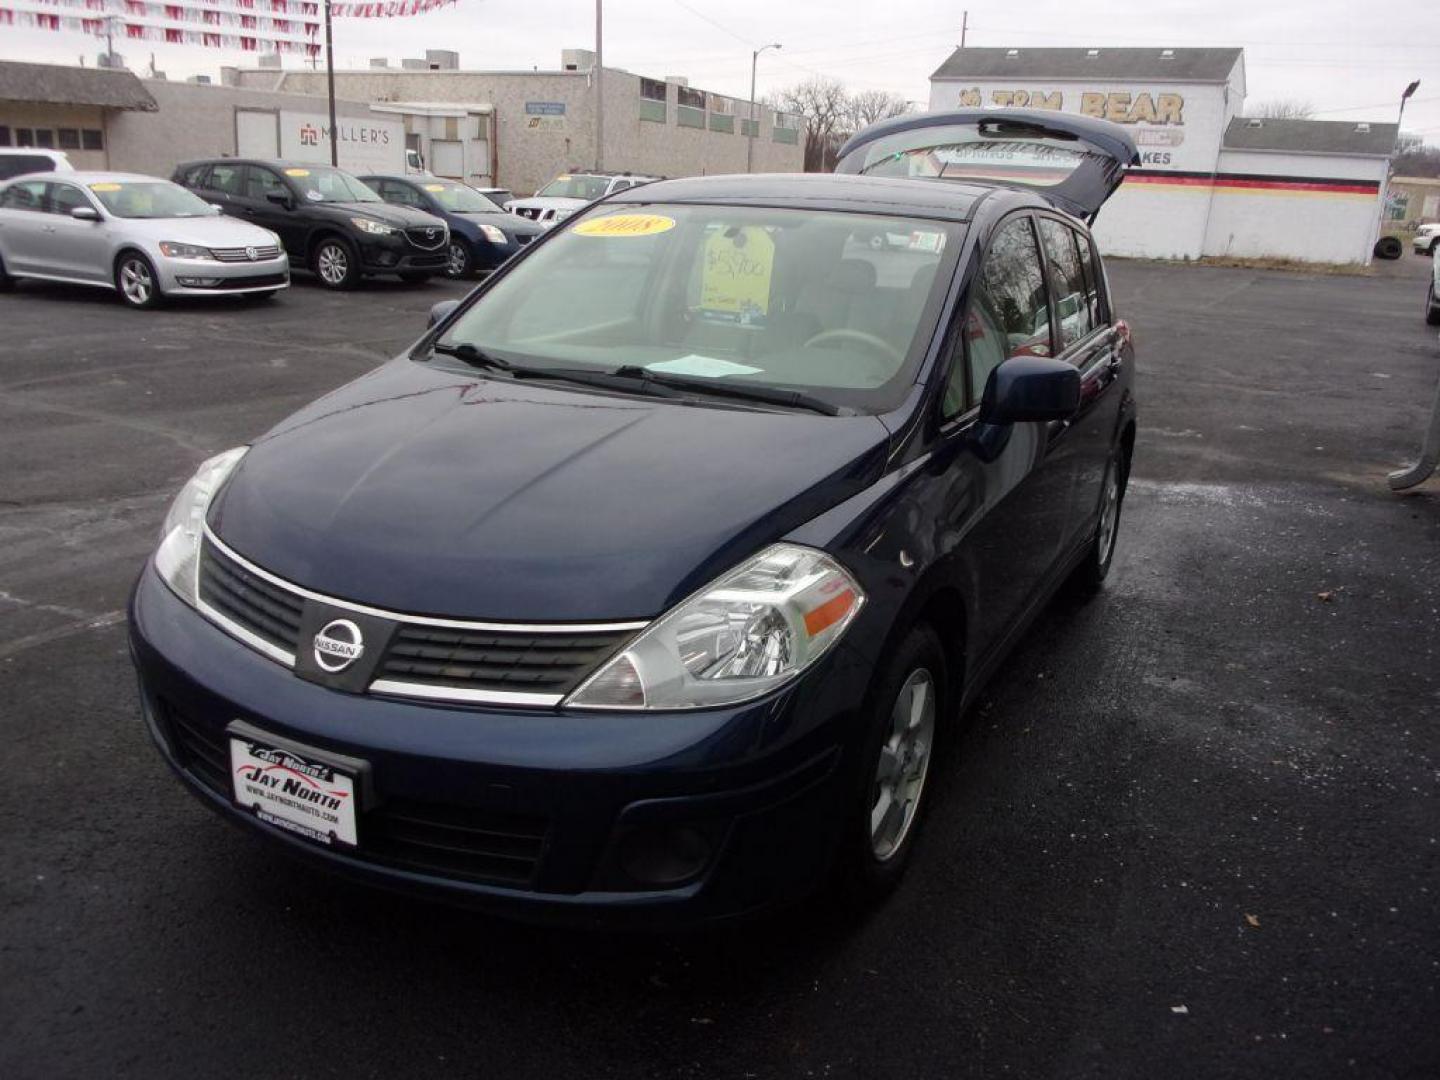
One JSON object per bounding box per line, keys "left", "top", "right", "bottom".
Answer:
{"left": 573, "top": 213, "right": 677, "bottom": 238}
{"left": 284, "top": 168, "right": 311, "bottom": 177}
{"left": 700, "top": 226, "right": 775, "bottom": 319}
{"left": 423, "top": 184, "right": 446, "bottom": 191}
{"left": 89, "top": 183, "right": 123, "bottom": 192}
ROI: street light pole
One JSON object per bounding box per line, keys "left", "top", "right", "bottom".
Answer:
{"left": 323, "top": 0, "right": 337, "bottom": 166}
{"left": 746, "top": 42, "right": 781, "bottom": 173}
{"left": 594, "top": 0, "right": 604, "bottom": 171}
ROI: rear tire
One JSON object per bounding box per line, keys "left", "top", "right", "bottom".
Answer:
{"left": 1069, "top": 445, "right": 1130, "bottom": 594}
{"left": 1427, "top": 281, "right": 1440, "bottom": 326}
{"left": 311, "top": 237, "right": 359, "bottom": 290}
{"left": 835, "top": 623, "right": 947, "bottom": 908}
{"left": 115, "top": 252, "right": 162, "bottom": 309}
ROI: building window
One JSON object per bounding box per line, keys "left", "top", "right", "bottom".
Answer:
{"left": 82, "top": 129, "right": 104, "bottom": 151}
{"left": 772, "top": 111, "right": 799, "bottom": 145}
{"left": 0, "top": 125, "right": 10, "bottom": 147}
{"left": 677, "top": 85, "right": 705, "bottom": 129}
{"left": 33, "top": 129, "right": 55, "bottom": 148}
{"left": 16, "top": 128, "right": 34, "bottom": 147}
{"left": 58, "top": 128, "right": 81, "bottom": 150}
{"left": 707, "top": 93, "right": 735, "bottom": 134}
{"left": 639, "top": 77, "right": 667, "bottom": 123}
{"left": 740, "top": 117, "right": 759, "bottom": 138}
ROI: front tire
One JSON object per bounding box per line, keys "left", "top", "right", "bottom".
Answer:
{"left": 1426, "top": 281, "right": 1440, "bottom": 326}
{"left": 116, "top": 252, "right": 162, "bottom": 309}
{"left": 445, "top": 240, "right": 472, "bottom": 279}
{"left": 311, "top": 237, "right": 359, "bottom": 290}
{"left": 836, "top": 623, "right": 946, "bottom": 906}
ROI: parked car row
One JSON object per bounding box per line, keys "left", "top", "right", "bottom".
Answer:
{"left": 0, "top": 151, "right": 562, "bottom": 310}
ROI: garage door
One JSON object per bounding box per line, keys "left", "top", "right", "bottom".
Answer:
{"left": 430, "top": 140, "right": 464, "bottom": 179}
{"left": 236, "top": 110, "right": 279, "bottom": 158}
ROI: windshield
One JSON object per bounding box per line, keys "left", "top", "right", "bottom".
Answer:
{"left": 435, "top": 203, "right": 961, "bottom": 413}
{"left": 89, "top": 180, "right": 213, "bottom": 219}
{"left": 421, "top": 181, "right": 498, "bottom": 213}
{"left": 280, "top": 166, "right": 381, "bottom": 203}
{"left": 537, "top": 174, "right": 612, "bottom": 200}
{"left": 479, "top": 189, "right": 513, "bottom": 209}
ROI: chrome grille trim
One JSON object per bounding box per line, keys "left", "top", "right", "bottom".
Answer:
{"left": 202, "top": 526, "right": 649, "bottom": 634}
{"left": 196, "top": 595, "right": 297, "bottom": 667}
{"left": 211, "top": 245, "right": 282, "bottom": 262}
{"left": 369, "top": 680, "right": 563, "bottom": 707}
{"left": 405, "top": 227, "right": 447, "bottom": 251}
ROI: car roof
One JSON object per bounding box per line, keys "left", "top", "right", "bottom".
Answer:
{"left": 177, "top": 159, "right": 346, "bottom": 171}
{"left": 7, "top": 170, "right": 160, "bottom": 185}
{"left": 605, "top": 172, "right": 1027, "bottom": 224}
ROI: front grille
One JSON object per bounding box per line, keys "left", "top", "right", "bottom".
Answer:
{"left": 376, "top": 626, "right": 632, "bottom": 696}
{"left": 405, "top": 227, "right": 446, "bottom": 250}
{"left": 211, "top": 244, "right": 282, "bottom": 262}
{"left": 513, "top": 207, "right": 541, "bottom": 221}
{"left": 365, "top": 800, "right": 549, "bottom": 886}
{"left": 198, "top": 538, "right": 303, "bottom": 655}
{"left": 156, "top": 698, "right": 549, "bottom": 887}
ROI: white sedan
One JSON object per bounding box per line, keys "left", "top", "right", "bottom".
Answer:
{"left": 0, "top": 171, "right": 288, "bottom": 309}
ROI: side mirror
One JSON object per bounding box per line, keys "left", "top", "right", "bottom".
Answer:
{"left": 70, "top": 206, "right": 101, "bottom": 222}
{"left": 265, "top": 190, "right": 292, "bottom": 208}
{"left": 427, "top": 299, "right": 460, "bottom": 328}
{"left": 978, "top": 355, "right": 1081, "bottom": 425}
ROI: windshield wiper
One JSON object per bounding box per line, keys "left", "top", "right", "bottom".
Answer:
{"left": 431, "top": 341, "right": 514, "bottom": 372}
{"left": 610, "top": 366, "right": 842, "bottom": 416}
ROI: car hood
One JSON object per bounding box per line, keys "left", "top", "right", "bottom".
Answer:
{"left": 331, "top": 201, "right": 446, "bottom": 229}
{"left": 210, "top": 359, "right": 892, "bottom": 622}
{"left": 122, "top": 214, "right": 281, "bottom": 247}
{"left": 454, "top": 210, "right": 545, "bottom": 236}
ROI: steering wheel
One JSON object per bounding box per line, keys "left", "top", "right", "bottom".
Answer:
{"left": 802, "top": 328, "right": 902, "bottom": 368}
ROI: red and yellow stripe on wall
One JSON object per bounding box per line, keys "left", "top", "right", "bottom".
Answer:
{"left": 1124, "top": 170, "right": 1380, "bottom": 199}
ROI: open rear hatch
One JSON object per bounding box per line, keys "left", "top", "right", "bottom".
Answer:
{"left": 834, "top": 108, "right": 1140, "bottom": 222}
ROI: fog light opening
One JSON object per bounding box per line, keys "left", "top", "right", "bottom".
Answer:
{"left": 617, "top": 823, "right": 714, "bottom": 888}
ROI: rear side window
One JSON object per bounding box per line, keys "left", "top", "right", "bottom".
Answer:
{"left": 1075, "top": 229, "right": 1105, "bottom": 327}
{"left": 0, "top": 179, "right": 48, "bottom": 209}
{"left": 951, "top": 215, "right": 1050, "bottom": 411}
{"left": 1038, "top": 217, "right": 1094, "bottom": 350}
{"left": 207, "top": 163, "right": 245, "bottom": 197}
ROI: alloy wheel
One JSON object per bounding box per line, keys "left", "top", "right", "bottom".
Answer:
{"left": 447, "top": 242, "right": 469, "bottom": 277}
{"left": 870, "top": 667, "right": 936, "bottom": 861}
{"left": 1098, "top": 459, "right": 1122, "bottom": 564}
{"left": 317, "top": 243, "right": 349, "bottom": 286}
{"left": 119, "top": 258, "right": 153, "bottom": 306}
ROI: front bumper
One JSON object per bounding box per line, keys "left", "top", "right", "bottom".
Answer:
{"left": 470, "top": 235, "right": 536, "bottom": 272}
{"left": 155, "top": 255, "right": 290, "bottom": 296}
{"left": 357, "top": 232, "right": 449, "bottom": 274}
{"left": 1415, "top": 235, "right": 1437, "bottom": 254}
{"left": 128, "top": 566, "right": 873, "bottom": 926}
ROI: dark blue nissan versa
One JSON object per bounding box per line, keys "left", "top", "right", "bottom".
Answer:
{"left": 129, "top": 110, "right": 1140, "bottom": 926}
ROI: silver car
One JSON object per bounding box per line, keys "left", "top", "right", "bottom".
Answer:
{"left": 0, "top": 171, "right": 289, "bottom": 309}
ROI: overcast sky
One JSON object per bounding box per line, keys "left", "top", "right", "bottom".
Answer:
{"left": 7, "top": 0, "right": 1439, "bottom": 143}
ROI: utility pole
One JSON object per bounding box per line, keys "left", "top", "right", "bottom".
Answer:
{"left": 746, "top": 42, "right": 781, "bottom": 173}
{"left": 324, "top": 0, "right": 338, "bottom": 165}
{"left": 594, "top": 0, "right": 604, "bottom": 171}
{"left": 960, "top": 9, "right": 968, "bottom": 47}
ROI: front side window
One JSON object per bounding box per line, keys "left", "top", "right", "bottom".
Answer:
{"left": 88, "top": 180, "right": 214, "bottom": 219}
{"left": 437, "top": 203, "right": 961, "bottom": 414}
{"left": 48, "top": 183, "right": 93, "bottom": 215}
{"left": 279, "top": 166, "right": 381, "bottom": 203}
{"left": 537, "top": 174, "right": 612, "bottom": 200}
{"left": 1038, "top": 217, "right": 1094, "bottom": 350}
{"left": 246, "top": 166, "right": 289, "bottom": 202}
{"left": 962, "top": 215, "right": 1050, "bottom": 405}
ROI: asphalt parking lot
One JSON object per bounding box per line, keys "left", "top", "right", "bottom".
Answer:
{"left": 2, "top": 256, "right": 1438, "bottom": 1079}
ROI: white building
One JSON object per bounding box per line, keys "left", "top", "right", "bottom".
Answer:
{"left": 929, "top": 47, "right": 1395, "bottom": 264}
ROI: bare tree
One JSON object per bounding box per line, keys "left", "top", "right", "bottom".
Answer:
{"left": 1251, "top": 99, "right": 1317, "bottom": 120}
{"left": 1394, "top": 133, "right": 1440, "bottom": 178}
{"left": 845, "top": 90, "right": 913, "bottom": 133}
{"left": 771, "top": 77, "right": 851, "bottom": 172}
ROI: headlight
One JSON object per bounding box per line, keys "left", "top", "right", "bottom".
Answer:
{"left": 158, "top": 241, "right": 214, "bottom": 259}
{"left": 350, "top": 217, "right": 395, "bottom": 235}
{"left": 566, "top": 544, "right": 864, "bottom": 710}
{"left": 478, "top": 223, "right": 508, "bottom": 244}
{"left": 153, "top": 447, "right": 248, "bottom": 608}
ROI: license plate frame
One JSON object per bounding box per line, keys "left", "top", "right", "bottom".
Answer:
{"left": 226, "top": 720, "right": 370, "bottom": 848}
